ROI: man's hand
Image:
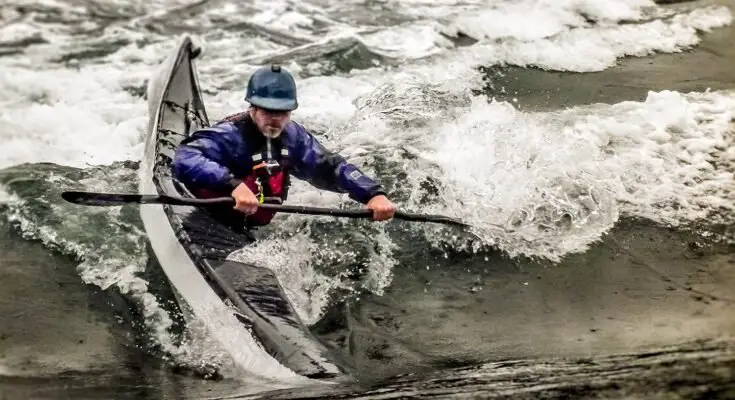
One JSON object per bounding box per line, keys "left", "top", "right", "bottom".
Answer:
{"left": 366, "top": 195, "right": 397, "bottom": 221}
{"left": 232, "top": 183, "right": 259, "bottom": 215}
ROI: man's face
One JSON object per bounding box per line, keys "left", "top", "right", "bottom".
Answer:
{"left": 250, "top": 107, "right": 291, "bottom": 138}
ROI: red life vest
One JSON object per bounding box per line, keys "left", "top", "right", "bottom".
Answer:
{"left": 192, "top": 112, "right": 291, "bottom": 227}
{"left": 239, "top": 138, "right": 291, "bottom": 226}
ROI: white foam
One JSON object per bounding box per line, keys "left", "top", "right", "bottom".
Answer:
{"left": 361, "top": 21, "right": 454, "bottom": 59}
{"left": 227, "top": 177, "right": 400, "bottom": 323}
{"left": 0, "top": 363, "right": 13, "bottom": 376}
{"left": 441, "top": 5, "right": 732, "bottom": 74}
{"left": 228, "top": 233, "right": 334, "bottom": 325}
{"left": 387, "top": 0, "right": 506, "bottom": 20}
{"left": 0, "top": 22, "right": 43, "bottom": 44}
{"left": 0, "top": 185, "right": 19, "bottom": 204}
{"left": 411, "top": 90, "right": 735, "bottom": 260}
{"left": 572, "top": 0, "right": 654, "bottom": 21}
{"left": 440, "top": 0, "right": 670, "bottom": 44}
{"left": 351, "top": 0, "right": 717, "bottom": 64}
{"left": 444, "top": 2, "right": 591, "bottom": 42}
{"left": 249, "top": 6, "right": 316, "bottom": 34}
{"left": 0, "top": 65, "right": 148, "bottom": 169}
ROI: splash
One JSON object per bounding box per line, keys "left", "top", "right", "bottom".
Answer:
{"left": 407, "top": 90, "right": 735, "bottom": 261}
{"left": 229, "top": 188, "right": 400, "bottom": 324}
{"left": 227, "top": 232, "right": 337, "bottom": 326}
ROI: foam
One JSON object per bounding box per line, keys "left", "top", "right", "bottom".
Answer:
{"left": 249, "top": 6, "right": 316, "bottom": 34}
{"left": 351, "top": 0, "right": 727, "bottom": 67}
{"left": 439, "top": 0, "right": 678, "bottom": 43}
{"left": 0, "top": 65, "right": 148, "bottom": 169}
{"left": 444, "top": 3, "right": 590, "bottom": 42}
{"left": 228, "top": 233, "right": 334, "bottom": 326}
{"left": 0, "top": 22, "right": 43, "bottom": 44}
{"left": 434, "top": 5, "right": 733, "bottom": 74}
{"left": 228, "top": 177, "right": 401, "bottom": 323}
{"left": 0, "top": 363, "right": 13, "bottom": 376}
{"left": 360, "top": 21, "right": 454, "bottom": 59}
{"left": 411, "top": 90, "right": 735, "bottom": 260}
{"left": 0, "top": 185, "right": 18, "bottom": 204}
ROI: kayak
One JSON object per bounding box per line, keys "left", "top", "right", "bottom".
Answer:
{"left": 139, "top": 35, "right": 345, "bottom": 380}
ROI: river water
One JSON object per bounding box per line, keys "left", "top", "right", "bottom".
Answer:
{"left": 0, "top": 0, "right": 734, "bottom": 398}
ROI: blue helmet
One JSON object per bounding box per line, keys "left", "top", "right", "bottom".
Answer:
{"left": 244, "top": 64, "right": 298, "bottom": 111}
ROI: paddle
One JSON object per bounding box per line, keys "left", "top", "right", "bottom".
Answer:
{"left": 60, "top": 191, "right": 470, "bottom": 227}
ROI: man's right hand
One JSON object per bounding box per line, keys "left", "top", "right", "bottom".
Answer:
{"left": 231, "top": 183, "right": 259, "bottom": 215}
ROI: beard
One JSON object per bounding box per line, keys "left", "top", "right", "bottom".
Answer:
{"left": 261, "top": 125, "right": 282, "bottom": 139}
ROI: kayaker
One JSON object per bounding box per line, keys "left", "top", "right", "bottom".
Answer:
{"left": 171, "top": 64, "right": 397, "bottom": 228}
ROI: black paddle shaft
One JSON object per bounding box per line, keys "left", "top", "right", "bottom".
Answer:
{"left": 60, "top": 191, "right": 470, "bottom": 227}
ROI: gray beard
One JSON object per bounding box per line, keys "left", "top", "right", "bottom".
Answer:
{"left": 262, "top": 129, "right": 281, "bottom": 139}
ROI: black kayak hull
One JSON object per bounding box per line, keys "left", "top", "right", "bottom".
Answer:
{"left": 139, "top": 35, "right": 346, "bottom": 380}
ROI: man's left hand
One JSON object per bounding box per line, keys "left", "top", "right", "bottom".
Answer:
{"left": 366, "top": 195, "right": 397, "bottom": 221}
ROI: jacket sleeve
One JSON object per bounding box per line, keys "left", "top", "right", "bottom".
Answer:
{"left": 172, "top": 128, "right": 241, "bottom": 192}
{"left": 289, "top": 125, "right": 386, "bottom": 204}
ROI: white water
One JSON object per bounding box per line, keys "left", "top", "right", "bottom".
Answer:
{"left": 1, "top": 0, "right": 734, "bottom": 384}
{"left": 415, "top": 89, "right": 735, "bottom": 260}
{"left": 0, "top": 65, "right": 148, "bottom": 169}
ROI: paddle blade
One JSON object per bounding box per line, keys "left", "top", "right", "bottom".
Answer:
{"left": 425, "top": 215, "right": 471, "bottom": 228}
{"left": 60, "top": 191, "right": 229, "bottom": 206}
{"left": 61, "top": 191, "right": 148, "bottom": 206}
{"left": 394, "top": 211, "right": 470, "bottom": 227}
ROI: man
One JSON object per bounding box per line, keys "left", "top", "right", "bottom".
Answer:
{"left": 172, "top": 64, "right": 396, "bottom": 228}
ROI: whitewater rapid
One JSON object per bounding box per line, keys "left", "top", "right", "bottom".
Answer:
{"left": 1, "top": 0, "right": 733, "bottom": 385}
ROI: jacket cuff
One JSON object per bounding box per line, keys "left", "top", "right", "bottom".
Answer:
{"left": 354, "top": 187, "right": 386, "bottom": 204}
{"left": 227, "top": 177, "right": 243, "bottom": 191}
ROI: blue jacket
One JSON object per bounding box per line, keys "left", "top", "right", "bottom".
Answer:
{"left": 172, "top": 116, "right": 385, "bottom": 204}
